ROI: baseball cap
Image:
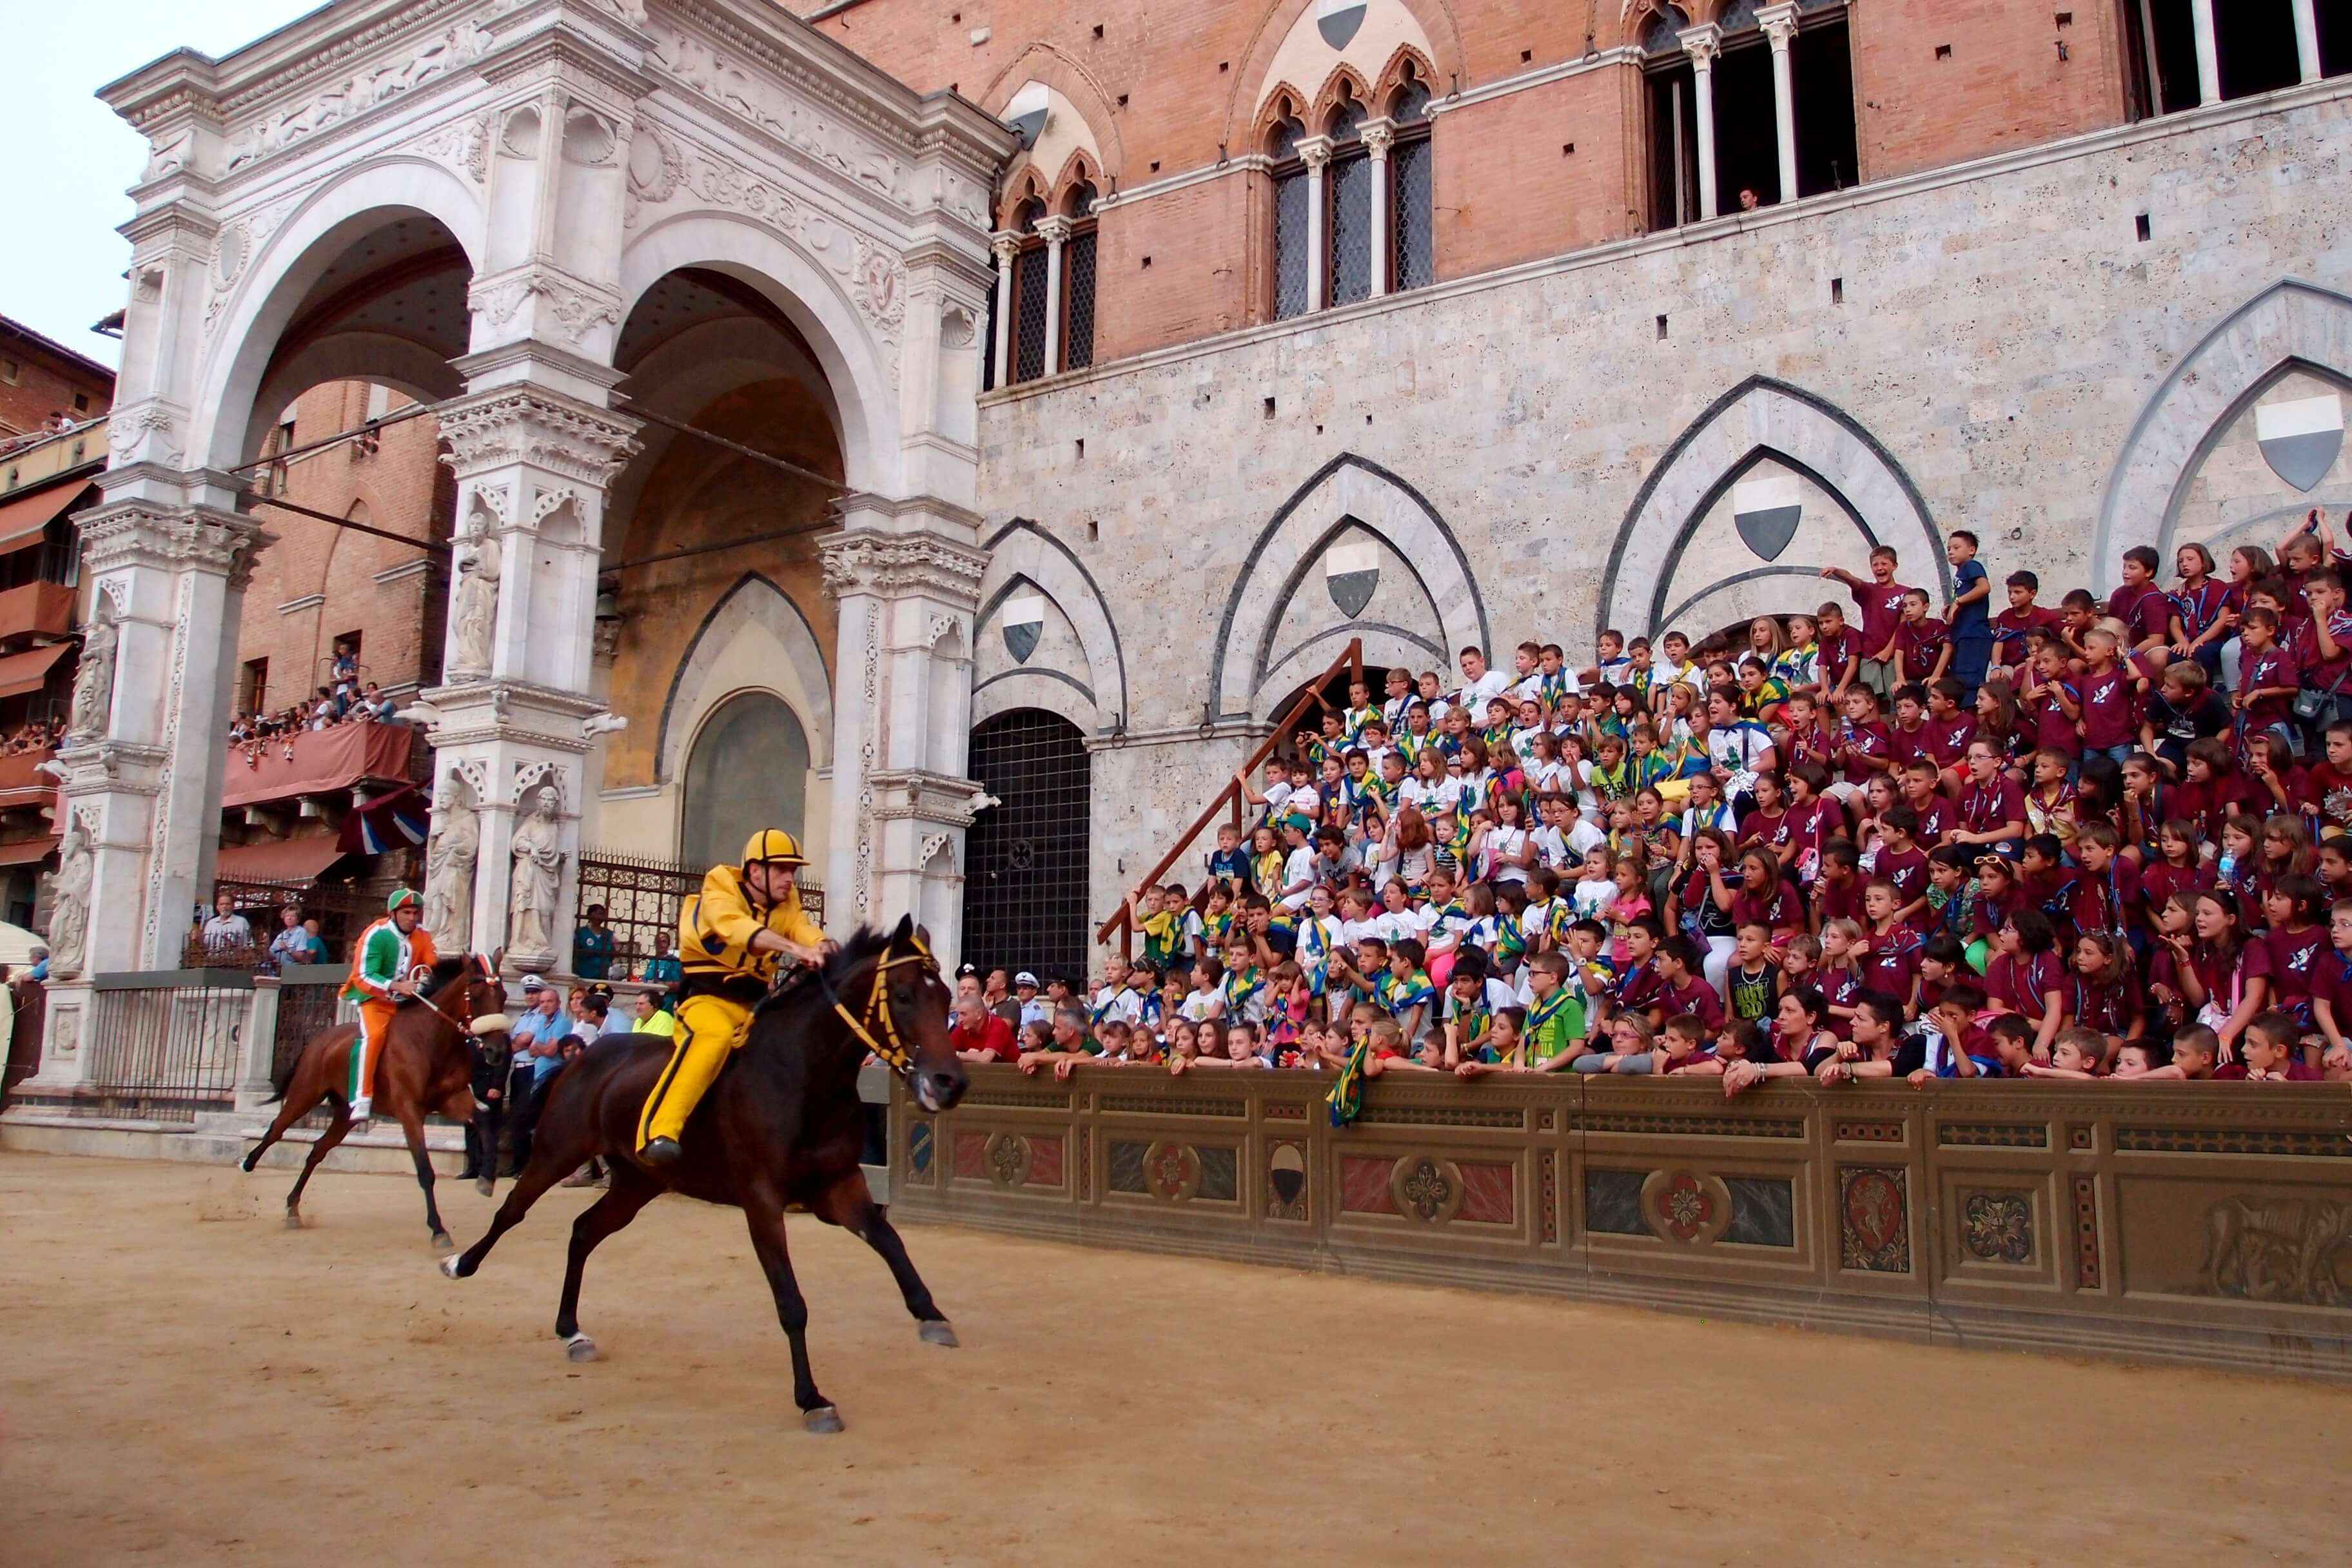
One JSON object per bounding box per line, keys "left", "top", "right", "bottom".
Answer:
{"left": 1015, "top": 970, "right": 1039, "bottom": 988}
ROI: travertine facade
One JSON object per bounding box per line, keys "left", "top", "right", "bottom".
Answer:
{"left": 963, "top": 84, "right": 2352, "bottom": 923}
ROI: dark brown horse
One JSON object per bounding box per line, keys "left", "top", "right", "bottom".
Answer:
{"left": 241, "top": 952, "right": 513, "bottom": 1250}
{"left": 440, "top": 917, "right": 968, "bottom": 1434}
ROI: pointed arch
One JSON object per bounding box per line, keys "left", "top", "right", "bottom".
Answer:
{"left": 979, "top": 44, "right": 1127, "bottom": 187}
{"left": 654, "top": 573, "right": 832, "bottom": 783}
{"left": 1599, "top": 377, "right": 1950, "bottom": 642}
{"left": 1226, "top": 0, "right": 1465, "bottom": 153}
{"left": 2093, "top": 279, "right": 2352, "bottom": 592}
{"left": 1313, "top": 65, "right": 1376, "bottom": 127}
{"left": 1212, "top": 453, "right": 1489, "bottom": 720}
{"left": 974, "top": 519, "right": 1128, "bottom": 733}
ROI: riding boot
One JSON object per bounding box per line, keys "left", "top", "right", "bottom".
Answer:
{"left": 348, "top": 1095, "right": 373, "bottom": 1130}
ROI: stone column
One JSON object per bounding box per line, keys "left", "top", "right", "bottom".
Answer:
{"left": 819, "top": 503, "right": 988, "bottom": 965}
{"left": 235, "top": 975, "right": 281, "bottom": 1112}
{"left": 58, "top": 497, "right": 267, "bottom": 977}
{"left": 1681, "top": 25, "right": 1724, "bottom": 220}
{"left": 423, "top": 368, "right": 639, "bottom": 974}
{"left": 2293, "top": 0, "right": 2322, "bottom": 84}
{"left": 1363, "top": 119, "right": 1396, "bottom": 298}
{"left": 1298, "top": 136, "right": 1335, "bottom": 310}
{"left": 1036, "top": 216, "right": 1073, "bottom": 378}
{"left": 990, "top": 231, "right": 1019, "bottom": 386}
{"left": 2190, "top": 0, "right": 2221, "bottom": 106}
{"left": 1760, "top": 4, "right": 1801, "bottom": 204}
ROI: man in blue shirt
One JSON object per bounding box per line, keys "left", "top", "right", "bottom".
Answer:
{"left": 640, "top": 929, "right": 683, "bottom": 988}
{"left": 1945, "top": 530, "right": 1994, "bottom": 702}
{"left": 504, "top": 977, "right": 571, "bottom": 1171}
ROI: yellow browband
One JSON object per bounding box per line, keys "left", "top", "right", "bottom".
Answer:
{"left": 828, "top": 936, "right": 937, "bottom": 1075}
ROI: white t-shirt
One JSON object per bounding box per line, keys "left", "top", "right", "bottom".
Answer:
{"left": 1458, "top": 667, "right": 1513, "bottom": 714}
{"left": 1180, "top": 987, "right": 1222, "bottom": 1022}
{"left": 1337, "top": 916, "right": 1385, "bottom": 952}
{"left": 1280, "top": 845, "right": 1317, "bottom": 910}
{"left": 1482, "top": 825, "right": 1531, "bottom": 883}
{"left": 1093, "top": 986, "right": 1144, "bottom": 1024}
{"left": 1572, "top": 879, "right": 1618, "bottom": 923}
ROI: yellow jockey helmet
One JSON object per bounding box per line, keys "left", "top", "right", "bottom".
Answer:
{"left": 741, "top": 828, "right": 808, "bottom": 868}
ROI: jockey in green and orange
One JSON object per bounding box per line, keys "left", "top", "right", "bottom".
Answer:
{"left": 340, "top": 888, "right": 436, "bottom": 1130}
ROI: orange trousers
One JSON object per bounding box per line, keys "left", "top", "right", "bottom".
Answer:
{"left": 350, "top": 999, "right": 397, "bottom": 1103}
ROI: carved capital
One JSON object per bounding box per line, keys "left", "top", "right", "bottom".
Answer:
{"left": 990, "top": 230, "right": 1023, "bottom": 265}
{"left": 77, "top": 502, "right": 268, "bottom": 580}
{"left": 1296, "top": 134, "right": 1336, "bottom": 172}
{"left": 435, "top": 387, "right": 642, "bottom": 486}
{"left": 1034, "top": 215, "right": 1075, "bottom": 246}
{"left": 1361, "top": 119, "right": 1397, "bottom": 157}
{"left": 1680, "top": 23, "right": 1724, "bottom": 69}
{"left": 819, "top": 531, "right": 987, "bottom": 607}
{"left": 1758, "top": 3, "right": 1802, "bottom": 49}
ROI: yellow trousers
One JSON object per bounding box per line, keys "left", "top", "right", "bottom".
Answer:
{"left": 636, "top": 993, "right": 752, "bottom": 1151}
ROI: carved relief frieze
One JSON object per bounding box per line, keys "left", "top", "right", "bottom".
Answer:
{"left": 222, "top": 19, "right": 495, "bottom": 172}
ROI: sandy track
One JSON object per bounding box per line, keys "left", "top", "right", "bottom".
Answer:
{"left": 0, "top": 1150, "right": 2340, "bottom": 1566}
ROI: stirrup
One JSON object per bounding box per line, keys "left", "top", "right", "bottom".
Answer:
{"left": 640, "top": 1135, "right": 683, "bottom": 1167}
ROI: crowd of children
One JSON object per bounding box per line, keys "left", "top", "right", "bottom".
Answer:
{"left": 980, "top": 514, "right": 2352, "bottom": 1105}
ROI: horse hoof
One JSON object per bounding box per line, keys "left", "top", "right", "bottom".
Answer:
{"left": 803, "top": 1406, "right": 844, "bottom": 1435}
{"left": 239, "top": 1153, "right": 258, "bottom": 1174}
{"left": 432, "top": 1231, "right": 455, "bottom": 1253}
{"left": 564, "top": 1333, "right": 601, "bottom": 1364}
{"left": 918, "top": 1320, "right": 959, "bottom": 1348}
{"left": 438, "top": 1255, "right": 464, "bottom": 1280}
{"left": 282, "top": 1211, "right": 303, "bottom": 1231}
{"left": 475, "top": 1177, "right": 494, "bottom": 1197}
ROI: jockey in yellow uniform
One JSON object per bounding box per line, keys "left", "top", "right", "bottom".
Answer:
{"left": 340, "top": 887, "right": 436, "bottom": 1130}
{"left": 636, "top": 828, "right": 834, "bottom": 1164}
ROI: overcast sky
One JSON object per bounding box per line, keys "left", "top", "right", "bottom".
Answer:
{"left": 6, "top": 2, "right": 317, "bottom": 368}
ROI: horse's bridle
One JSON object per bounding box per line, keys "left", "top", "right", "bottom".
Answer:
{"left": 817, "top": 937, "right": 937, "bottom": 1077}
{"left": 406, "top": 954, "right": 482, "bottom": 1035}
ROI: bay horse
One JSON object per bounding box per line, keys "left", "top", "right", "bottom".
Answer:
{"left": 439, "top": 917, "right": 969, "bottom": 1435}
{"left": 240, "top": 951, "right": 514, "bottom": 1251}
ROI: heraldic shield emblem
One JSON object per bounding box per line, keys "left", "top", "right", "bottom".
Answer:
{"left": 1317, "top": 0, "right": 1367, "bottom": 50}
{"left": 1732, "top": 475, "right": 1804, "bottom": 562}
{"left": 1325, "top": 540, "right": 1380, "bottom": 617}
{"left": 1001, "top": 593, "right": 1044, "bottom": 663}
{"left": 2255, "top": 393, "right": 2344, "bottom": 493}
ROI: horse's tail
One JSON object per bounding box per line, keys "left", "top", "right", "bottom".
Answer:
{"left": 264, "top": 1037, "right": 302, "bottom": 1104}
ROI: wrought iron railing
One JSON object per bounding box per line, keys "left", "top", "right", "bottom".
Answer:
{"left": 74, "top": 970, "right": 253, "bottom": 1123}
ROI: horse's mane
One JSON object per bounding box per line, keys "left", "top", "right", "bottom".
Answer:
{"left": 752, "top": 926, "right": 896, "bottom": 1021}
{"left": 420, "top": 954, "right": 478, "bottom": 996}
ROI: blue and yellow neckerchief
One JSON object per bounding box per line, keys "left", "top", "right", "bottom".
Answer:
{"left": 1387, "top": 970, "right": 1435, "bottom": 1019}
{"left": 1222, "top": 965, "right": 1265, "bottom": 1015}
{"left": 1399, "top": 729, "right": 1433, "bottom": 765}
{"left": 1344, "top": 704, "right": 1378, "bottom": 742}
{"left": 1496, "top": 910, "right": 1528, "bottom": 963}
{"left": 1251, "top": 848, "right": 1286, "bottom": 896}
{"left": 1297, "top": 916, "right": 1331, "bottom": 998}
{"left": 1539, "top": 670, "right": 1571, "bottom": 708}
{"left": 1327, "top": 1039, "right": 1371, "bottom": 1127}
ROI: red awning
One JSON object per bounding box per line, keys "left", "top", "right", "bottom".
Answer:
{"left": 216, "top": 835, "right": 348, "bottom": 883}
{"left": 0, "top": 480, "right": 91, "bottom": 555}
{"left": 220, "top": 721, "right": 416, "bottom": 809}
{"left": 0, "top": 834, "right": 57, "bottom": 867}
{"left": 0, "top": 642, "right": 70, "bottom": 700}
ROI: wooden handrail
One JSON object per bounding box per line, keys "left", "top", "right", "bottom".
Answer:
{"left": 1095, "top": 637, "right": 1362, "bottom": 955}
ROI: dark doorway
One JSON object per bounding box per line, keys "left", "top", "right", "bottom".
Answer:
{"left": 2217, "top": 0, "right": 2303, "bottom": 101}
{"left": 961, "top": 710, "right": 1092, "bottom": 986}
{"left": 1792, "top": 17, "right": 1857, "bottom": 197}
{"left": 1649, "top": 60, "right": 1703, "bottom": 230}
{"left": 1712, "top": 35, "right": 1781, "bottom": 211}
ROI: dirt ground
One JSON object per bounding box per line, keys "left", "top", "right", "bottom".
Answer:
{"left": 1, "top": 1152, "right": 2342, "bottom": 1567}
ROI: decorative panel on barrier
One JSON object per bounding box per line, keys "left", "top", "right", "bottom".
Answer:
{"left": 890, "top": 1070, "right": 2352, "bottom": 1377}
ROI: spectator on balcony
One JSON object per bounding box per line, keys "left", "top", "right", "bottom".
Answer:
{"left": 201, "top": 890, "right": 253, "bottom": 954}
{"left": 266, "top": 905, "right": 324, "bottom": 970}
{"left": 640, "top": 930, "right": 681, "bottom": 987}
{"left": 573, "top": 904, "right": 615, "bottom": 979}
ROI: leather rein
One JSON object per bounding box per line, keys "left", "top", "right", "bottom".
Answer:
{"left": 814, "top": 936, "right": 938, "bottom": 1077}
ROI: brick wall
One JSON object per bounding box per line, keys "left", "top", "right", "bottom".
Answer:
{"left": 809, "top": 0, "right": 2139, "bottom": 363}
{"left": 1852, "top": 0, "right": 2128, "bottom": 182}
{"left": 235, "top": 380, "right": 453, "bottom": 717}
{"left": 0, "top": 338, "right": 112, "bottom": 438}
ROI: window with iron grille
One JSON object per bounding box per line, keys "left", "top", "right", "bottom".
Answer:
{"left": 1012, "top": 246, "right": 1050, "bottom": 383}
{"left": 1273, "top": 168, "right": 1310, "bottom": 320}
{"left": 1389, "top": 134, "right": 1434, "bottom": 293}
{"left": 961, "top": 709, "right": 1092, "bottom": 986}
{"left": 1329, "top": 151, "right": 1373, "bottom": 306}
{"left": 1064, "top": 226, "right": 1098, "bottom": 371}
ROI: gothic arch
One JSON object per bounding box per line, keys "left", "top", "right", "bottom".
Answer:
{"left": 1599, "top": 377, "right": 1950, "bottom": 642}
{"left": 619, "top": 208, "right": 897, "bottom": 497}
{"left": 979, "top": 44, "right": 1128, "bottom": 188}
{"left": 655, "top": 573, "right": 833, "bottom": 783}
{"left": 193, "top": 155, "right": 487, "bottom": 471}
{"left": 2093, "top": 279, "right": 2352, "bottom": 591}
{"left": 972, "top": 519, "right": 1128, "bottom": 733}
{"left": 1211, "top": 453, "right": 1489, "bottom": 720}
{"left": 1226, "top": 0, "right": 1465, "bottom": 155}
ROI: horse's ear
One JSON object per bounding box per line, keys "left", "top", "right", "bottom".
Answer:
{"left": 892, "top": 912, "right": 914, "bottom": 944}
{"left": 489, "top": 945, "right": 505, "bottom": 974}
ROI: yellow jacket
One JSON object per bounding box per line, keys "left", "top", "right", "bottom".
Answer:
{"left": 679, "top": 864, "right": 825, "bottom": 992}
